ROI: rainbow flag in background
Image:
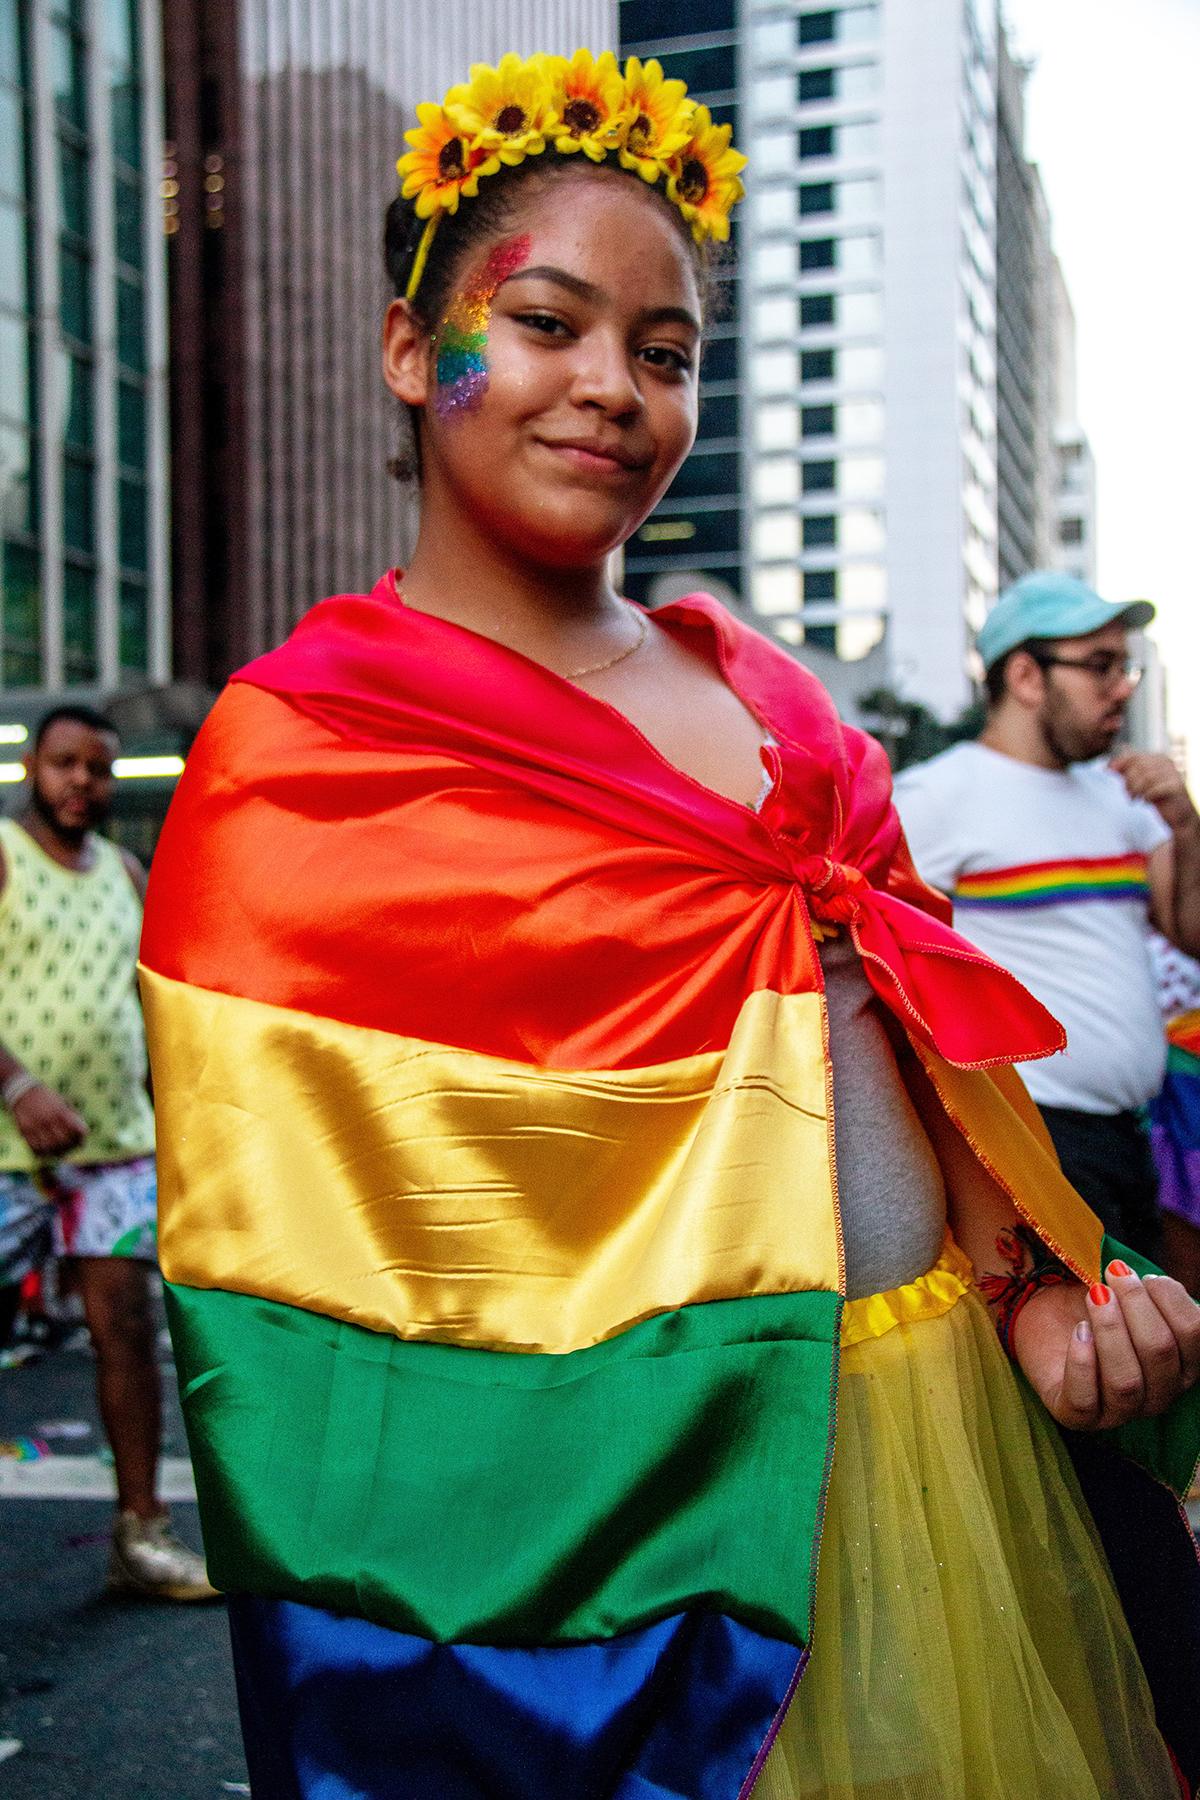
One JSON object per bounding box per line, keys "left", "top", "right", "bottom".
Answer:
{"left": 954, "top": 854, "right": 1151, "bottom": 911}
{"left": 1150, "top": 1009, "right": 1200, "bottom": 1231}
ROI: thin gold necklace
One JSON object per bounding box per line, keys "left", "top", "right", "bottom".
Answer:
{"left": 566, "top": 601, "right": 648, "bottom": 680}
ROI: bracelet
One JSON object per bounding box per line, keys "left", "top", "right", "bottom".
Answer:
{"left": 1, "top": 1071, "right": 41, "bottom": 1110}
{"left": 978, "top": 1223, "right": 1072, "bottom": 1357}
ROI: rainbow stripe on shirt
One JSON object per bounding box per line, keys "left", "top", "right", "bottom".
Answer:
{"left": 954, "top": 853, "right": 1150, "bottom": 911}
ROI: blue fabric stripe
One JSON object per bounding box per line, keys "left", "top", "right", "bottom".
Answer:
{"left": 228, "top": 1594, "right": 802, "bottom": 1800}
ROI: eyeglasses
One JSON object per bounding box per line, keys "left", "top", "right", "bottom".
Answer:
{"left": 1029, "top": 651, "right": 1144, "bottom": 690}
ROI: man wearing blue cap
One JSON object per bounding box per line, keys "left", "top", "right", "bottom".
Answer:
{"left": 895, "top": 571, "right": 1200, "bottom": 1259}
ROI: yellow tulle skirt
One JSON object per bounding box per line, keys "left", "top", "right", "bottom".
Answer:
{"left": 754, "top": 1240, "right": 1179, "bottom": 1799}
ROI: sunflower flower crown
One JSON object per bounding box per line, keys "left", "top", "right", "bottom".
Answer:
{"left": 397, "top": 49, "right": 747, "bottom": 299}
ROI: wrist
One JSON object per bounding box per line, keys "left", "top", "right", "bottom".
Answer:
{"left": 2, "top": 1070, "right": 40, "bottom": 1110}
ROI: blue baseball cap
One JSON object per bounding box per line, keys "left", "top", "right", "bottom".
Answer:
{"left": 976, "top": 571, "right": 1155, "bottom": 672}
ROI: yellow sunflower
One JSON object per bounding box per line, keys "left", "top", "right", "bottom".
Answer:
{"left": 665, "top": 104, "right": 748, "bottom": 242}
{"left": 397, "top": 102, "right": 500, "bottom": 217}
{"left": 618, "top": 57, "right": 695, "bottom": 183}
{"left": 445, "top": 53, "right": 556, "bottom": 164}
{"left": 544, "top": 49, "right": 628, "bottom": 163}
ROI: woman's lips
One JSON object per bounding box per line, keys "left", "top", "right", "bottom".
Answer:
{"left": 538, "top": 439, "right": 646, "bottom": 477}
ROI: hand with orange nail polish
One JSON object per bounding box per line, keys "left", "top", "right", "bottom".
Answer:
{"left": 1013, "top": 1257, "right": 1200, "bottom": 1430}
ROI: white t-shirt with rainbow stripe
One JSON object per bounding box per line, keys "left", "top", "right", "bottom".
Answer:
{"left": 894, "top": 741, "right": 1171, "bottom": 1114}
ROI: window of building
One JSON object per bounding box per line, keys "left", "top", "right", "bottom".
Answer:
{"left": 804, "top": 514, "right": 837, "bottom": 548}
{"left": 701, "top": 336, "right": 738, "bottom": 383}
{"left": 0, "top": 202, "right": 25, "bottom": 317}
{"left": 116, "top": 275, "right": 145, "bottom": 370}
{"left": 62, "top": 452, "right": 94, "bottom": 554}
{"left": 799, "top": 11, "right": 836, "bottom": 45}
{"left": 51, "top": 20, "right": 87, "bottom": 129}
{"left": 118, "top": 475, "right": 147, "bottom": 571}
{"left": 799, "top": 125, "right": 835, "bottom": 159}
{"left": 111, "top": 75, "right": 141, "bottom": 168}
{"left": 801, "top": 293, "right": 836, "bottom": 328}
{"left": 58, "top": 137, "right": 89, "bottom": 235}
{"left": 622, "top": 0, "right": 735, "bottom": 42}
{"left": 62, "top": 560, "right": 97, "bottom": 682}
{"left": 119, "top": 577, "right": 148, "bottom": 676}
{"left": 798, "top": 68, "right": 835, "bottom": 103}
{"left": 802, "top": 404, "right": 836, "bottom": 436}
{"left": 104, "top": 0, "right": 138, "bottom": 69}
{"left": 0, "top": 314, "right": 30, "bottom": 426}
{"left": 1059, "top": 516, "right": 1084, "bottom": 545}
{"left": 804, "top": 568, "right": 837, "bottom": 601}
{"left": 800, "top": 237, "right": 836, "bottom": 272}
{"left": 799, "top": 181, "right": 835, "bottom": 217}
{"left": 0, "top": 422, "right": 36, "bottom": 536}
{"left": 654, "top": 43, "right": 736, "bottom": 97}
{"left": 60, "top": 242, "right": 92, "bottom": 343}
{"left": 667, "top": 450, "right": 740, "bottom": 500}
{"left": 0, "top": 89, "right": 24, "bottom": 202}
{"left": 635, "top": 505, "right": 739, "bottom": 556}
{"left": 2, "top": 541, "right": 42, "bottom": 684}
{"left": 801, "top": 348, "right": 835, "bottom": 382}
{"left": 0, "top": 6, "right": 26, "bottom": 86}
{"left": 60, "top": 350, "right": 93, "bottom": 450}
{"left": 804, "top": 622, "right": 838, "bottom": 652}
{"left": 114, "top": 173, "right": 143, "bottom": 268}
{"left": 802, "top": 459, "right": 836, "bottom": 492}
{"left": 116, "top": 377, "right": 147, "bottom": 469}
{"left": 699, "top": 392, "right": 738, "bottom": 439}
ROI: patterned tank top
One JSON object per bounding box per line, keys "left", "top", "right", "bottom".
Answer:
{"left": 0, "top": 819, "right": 154, "bottom": 1169}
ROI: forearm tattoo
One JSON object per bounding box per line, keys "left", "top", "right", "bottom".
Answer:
{"left": 978, "top": 1223, "right": 1073, "bottom": 1356}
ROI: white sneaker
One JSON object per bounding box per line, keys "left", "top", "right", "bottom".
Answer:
{"left": 107, "top": 1509, "right": 220, "bottom": 1601}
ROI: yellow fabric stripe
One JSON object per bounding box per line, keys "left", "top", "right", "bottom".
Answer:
{"left": 142, "top": 968, "right": 840, "bottom": 1355}
{"left": 915, "top": 1048, "right": 1104, "bottom": 1283}
{"left": 839, "top": 1233, "right": 973, "bottom": 1347}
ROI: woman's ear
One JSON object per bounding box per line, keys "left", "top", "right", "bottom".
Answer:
{"left": 383, "top": 299, "right": 430, "bottom": 408}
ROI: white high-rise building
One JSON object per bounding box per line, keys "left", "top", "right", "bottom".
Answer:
{"left": 1049, "top": 257, "right": 1097, "bottom": 589}
{"left": 740, "top": 0, "right": 1001, "bottom": 720}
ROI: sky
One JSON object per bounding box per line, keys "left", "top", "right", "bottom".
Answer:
{"left": 1000, "top": 0, "right": 1200, "bottom": 758}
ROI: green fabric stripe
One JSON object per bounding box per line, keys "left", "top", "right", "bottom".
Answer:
{"left": 166, "top": 1281, "right": 840, "bottom": 1648}
{"left": 1098, "top": 1234, "right": 1200, "bottom": 1498}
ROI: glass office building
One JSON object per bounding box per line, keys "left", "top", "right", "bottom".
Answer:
{"left": 0, "top": 0, "right": 169, "bottom": 694}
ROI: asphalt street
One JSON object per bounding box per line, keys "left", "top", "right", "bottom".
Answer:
{"left": 0, "top": 1315, "right": 248, "bottom": 1799}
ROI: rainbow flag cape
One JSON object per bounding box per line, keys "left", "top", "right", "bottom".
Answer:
{"left": 1150, "top": 1009, "right": 1200, "bottom": 1231}
{"left": 141, "top": 578, "right": 1200, "bottom": 1800}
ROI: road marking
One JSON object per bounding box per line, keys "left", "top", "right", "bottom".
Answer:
{"left": 0, "top": 1455, "right": 197, "bottom": 1501}
{"left": 0, "top": 1740, "right": 23, "bottom": 1763}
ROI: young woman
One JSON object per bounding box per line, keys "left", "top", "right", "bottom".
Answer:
{"left": 142, "top": 51, "right": 1200, "bottom": 1800}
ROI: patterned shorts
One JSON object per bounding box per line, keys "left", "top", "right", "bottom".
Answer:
{"left": 0, "top": 1157, "right": 157, "bottom": 1286}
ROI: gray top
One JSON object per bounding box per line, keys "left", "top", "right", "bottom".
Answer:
{"left": 818, "top": 933, "right": 948, "bottom": 1300}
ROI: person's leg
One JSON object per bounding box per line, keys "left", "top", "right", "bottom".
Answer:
{"left": 76, "top": 1254, "right": 161, "bottom": 1518}
{"left": 0, "top": 1282, "right": 20, "bottom": 1348}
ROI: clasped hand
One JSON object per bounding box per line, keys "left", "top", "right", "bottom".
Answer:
{"left": 1014, "top": 1260, "right": 1200, "bottom": 1430}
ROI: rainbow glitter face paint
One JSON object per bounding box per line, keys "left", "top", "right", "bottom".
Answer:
{"left": 435, "top": 235, "right": 532, "bottom": 418}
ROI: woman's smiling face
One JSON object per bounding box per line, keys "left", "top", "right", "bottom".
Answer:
{"left": 387, "top": 166, "right": 703, "bottom": 571}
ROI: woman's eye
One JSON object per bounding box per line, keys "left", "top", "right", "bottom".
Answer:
{"left": 640, "top": 344, "right": 695, "bottom": 375}
{"left": 516, "top": 311, "right": 570, "bottom": 338}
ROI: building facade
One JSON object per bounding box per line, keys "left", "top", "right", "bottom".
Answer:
{"left": 620, "top": 1, "right": 1095, "bottom": 723}
{"left": 994, "top": 29, "right": 1053, "bottom": 592}
{"left": 164, "top": 0, "right": 617, "bottom": 689}
{"left": 0, "top": 0, "right": 169, "bottom": 695}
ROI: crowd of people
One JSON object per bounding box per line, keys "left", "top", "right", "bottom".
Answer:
{"left": 2, "top": 42, "right": 1200, "bottom": 1800}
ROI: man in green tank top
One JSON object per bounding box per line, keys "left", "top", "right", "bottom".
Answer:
{"left": 0, "top": 706, "right": 214, "bottom": 1601}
